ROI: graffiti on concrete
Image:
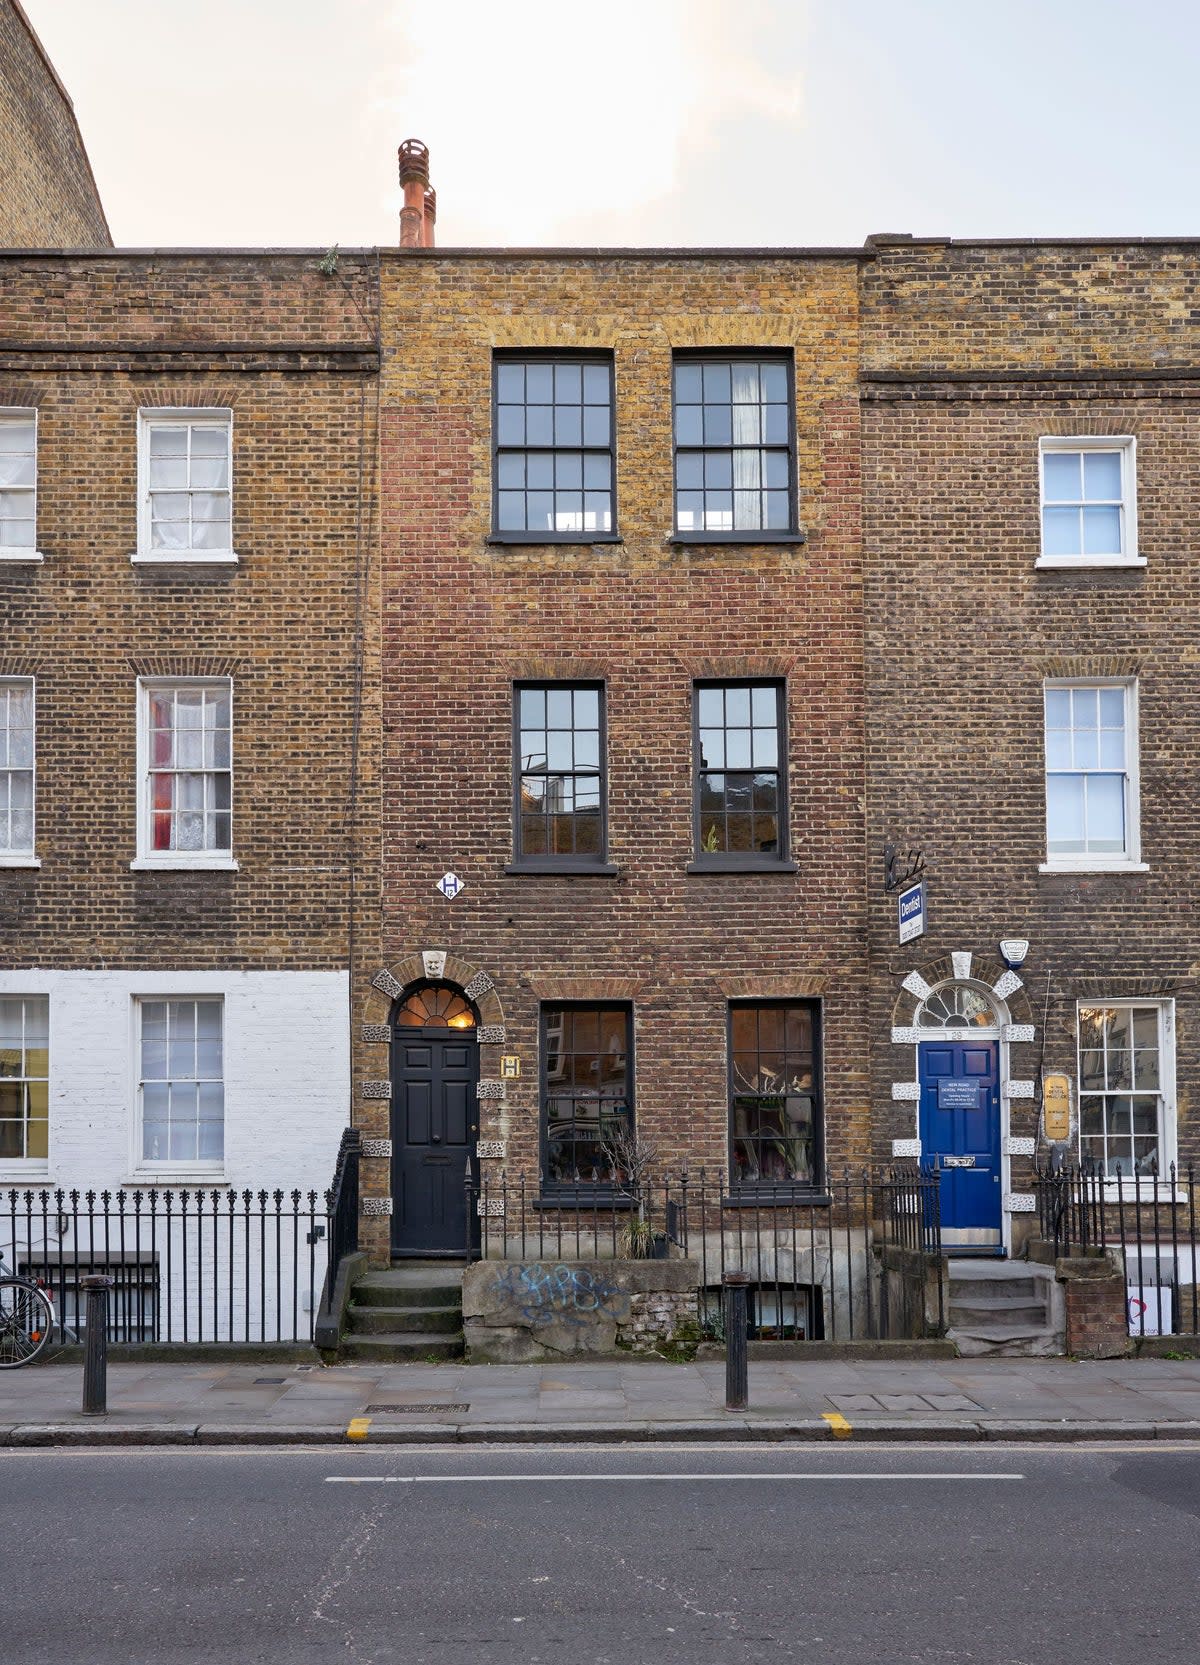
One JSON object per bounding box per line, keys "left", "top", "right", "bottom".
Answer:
{"left": 491, "top": 1262, "right": 629, "bottom": 1328}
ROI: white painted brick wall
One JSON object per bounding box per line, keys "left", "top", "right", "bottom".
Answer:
{"left": 0, "top": 969, "right": 349, "bottom": 1194}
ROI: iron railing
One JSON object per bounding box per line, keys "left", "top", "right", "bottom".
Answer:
{"left": 2, "top": 1184, "right": 332, "bottom": 1345}
{"left": 469, "top": 1166, "right": 945, "bottom": 1341}
{"left": 1034, "top": 1161, "right": 1199, "bottom": 1338}
{"left": 318, "top": 1125, "right": 362, "bottom": 1324}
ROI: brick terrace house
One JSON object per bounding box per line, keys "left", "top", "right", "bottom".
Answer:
{"left": 351, "top": 146, "right": 873, "bottom": 1271}
{"left": 862, "top": 238, "right": 1199, "bottom": 1284}
{"left": 0, "top": 245, "right": 381, "bottom": 1329}
{"left": 0, "top": 0, "right": 109, "bottom": 248}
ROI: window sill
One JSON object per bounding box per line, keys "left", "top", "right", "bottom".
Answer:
{"left": 123, "top": 1174, "right": 229, "bottom": 1190}
{"left": 668, "top": 530, "right": 806, "bottom": 547}
{"left": 486, "top": 534, "right": 623, "bottom": 547}
{"left": 687, "top": 858, "right": 798, "bottom": 875}
{"left": 129, "top": 550, "right": 240, "bottom": 566}
{"left": 504, "top": 861, "right": 619, "bottom": 877}
{"left": 1035, "top": 554, "right": 1146, "bottom": 571}
{"left": 0, "top": 549, "right": 45, "bottom": 564}
{"left": 1098, "top": 1180, "right": 1187, "bottom": 1203}
{"left": 0, "top": 856, "right": 40, "bottom": 868}
{"left": 1038, "top": 862, "right": 1148, "bottom": 875}
{"left": 723, "top": 1189, "right": 831, "bottom": 1208}
{"left": 531, "top": 1193, "right": 634, "bottom": 1211}
{"left": 0, "top": 1164, "right": 50, "bottom": 1183}
{"left": 130, "top": 857, "right": 240, "bottom": 873}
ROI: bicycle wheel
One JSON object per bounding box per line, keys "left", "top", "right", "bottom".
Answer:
{"left": 0, "top": 1278, "right": 54, "bottom": 1367}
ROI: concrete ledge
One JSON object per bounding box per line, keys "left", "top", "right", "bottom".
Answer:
{"left": 8, "top": 1423, "right": 200, "bottom": 1446}
{"left": 977, "top": 1420, "right": 1159, "bottom": 1442}
{"left": 194, "top": 1424, "right": 346, "bottom": 1446}
{"left": 44, "top": 1343, "right": 321, "bottom": 1365}
{"left": 1134, "top": 1335, "right": 1200, "bottom": 1359}
{"left": 697, "top": 1338, "right": 958, "bottom": 1363}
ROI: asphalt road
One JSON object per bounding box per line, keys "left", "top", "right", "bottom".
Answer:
{"left": 2, "top": 1442, "right": 1198, "bottom": 1664}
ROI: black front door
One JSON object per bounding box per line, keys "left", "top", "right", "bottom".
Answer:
{"left": 391, "top": 1030, "right": 478, "bottom": 1256}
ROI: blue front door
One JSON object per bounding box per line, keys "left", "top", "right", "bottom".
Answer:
{"left": 918, "top": 1041, "right": 1002, "bottom": 1251}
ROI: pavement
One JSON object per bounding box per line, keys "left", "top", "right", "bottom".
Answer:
{"left": 3, "top": 1352, "right": 1200, "bottom": 1444}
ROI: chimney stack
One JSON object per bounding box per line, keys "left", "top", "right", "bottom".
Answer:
{"left": 398, "top": 139, "right": 432, "bottom": 249}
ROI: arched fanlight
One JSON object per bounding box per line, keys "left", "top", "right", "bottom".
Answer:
{"left": 916, "top": 980, "right": 1000, "bottom": 1029}
{"left": 395, "top": 985, "right": 476, "bottom": 1030}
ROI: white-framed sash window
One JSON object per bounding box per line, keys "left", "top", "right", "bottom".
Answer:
{"left": 0, "top": 410, "right": 40, "bottom": 562}
{"left": 1077, "top": 1000, "right": 1175, "bottom": 1183}
{"left": 135, "top": 409, "right": 235, "bottom": 563}
{"left": 0, "top": 995, "right": 49, "bottom": 1167}
{"left": 136, "top": 997, "right": 224, "bottom": 1168}
{"left": 1038, "top": 436, "right": 1140, "bottom": 568}
{"left": 1042, "top": 680, "right": 1142, "bottom": 871}
{"left": 0, "top": 677, "right": 36, "bottom": 865}
{"left": 132, "top": 678, "right": 236, "bottom": 871}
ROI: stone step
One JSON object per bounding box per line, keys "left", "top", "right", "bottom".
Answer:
{"left": 948, "top": 1324, "right": 1061, "bottom": 1359}
{"left": 948, "top": 1277, "right": 1041, "bottom": 1303}
{"left": 949, "top": 1297, "right": 1049, "bottom": 1328}
{"left": 354, "top": 1271, "right": 464, "bottom": 1309}
{"left": 347, "top": 1303, "right": 463, "bottom": 1336}
{"left": 338, "top": 1333, "right": 465, "bottom": 1363}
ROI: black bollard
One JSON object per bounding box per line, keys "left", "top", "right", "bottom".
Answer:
{"left": 81, "top": 1274, "right": 114, "bottom": 1415}
{"left": 723, "top": 1271, "right": 750, "bottom": 1411}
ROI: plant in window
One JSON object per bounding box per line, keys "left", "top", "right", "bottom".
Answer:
{"left": 600, "top": 1126, "right": 662, "bottom": 1257}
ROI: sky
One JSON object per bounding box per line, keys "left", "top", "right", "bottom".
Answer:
{"left": 20, "top": 0, "right": 1200, "bottom": 249}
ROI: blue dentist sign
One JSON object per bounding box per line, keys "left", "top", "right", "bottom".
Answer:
{"left": 898, "top": 880, "right": 926, "bottom": 944}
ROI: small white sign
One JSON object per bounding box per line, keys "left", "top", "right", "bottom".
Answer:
{"left": 436, "top": 872, "right": 464, "bottom": 900}
{"left": 898, "top": 880, "right": 925, "bottom": 944}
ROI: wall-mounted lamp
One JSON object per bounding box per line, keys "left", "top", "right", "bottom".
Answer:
{"left": 999, "top": 938, "right": 1030, "bottom": 971}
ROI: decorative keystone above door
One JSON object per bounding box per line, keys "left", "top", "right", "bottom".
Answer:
{"left": 422, "top": 949, "right": 447, "bottom": 979}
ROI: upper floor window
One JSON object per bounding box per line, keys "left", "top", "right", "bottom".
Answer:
{"left": 1043, "top": 681, "right": 1140, "bottom": 870}
{"left": 673, "top": 356, "right": 794, "bottom": 538}
{"left": 137, "top": 997, "right": 224, "bottom": 1168}
{"left": 134, "top": 679, "right": 235, "bottom": 871}
{"left": 493, "top": 357, "right": 615, "bottom": 541}
{"left": 136, "top": 409, "right": 235, "bottom": 563}
{"left": 693, "top": 681, "right": 787, "bottom": 869}
{"left": 1038, "top": 437, "right": 1139, "bottom": 568}
{"left": 0, "top": 410, "right": 38, "bottom": 561}
{"left": 0, "top": 995, "right": 49, "bottom": 1165}
{"left": 1078, "top": 1000, "right": 1174, "bottom": 1178}
{"left": 0, "top": 678, "right": 36, "bottom": 864}
{"left": 513, "top": 683, "right": 606, "bottom": 868}
{"left": 730, "top": 1001, "right": 821, "bottom": 1189}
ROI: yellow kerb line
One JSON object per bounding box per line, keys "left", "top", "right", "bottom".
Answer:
{"left": 346, "top": 1417, "right": 371, "bottom": 1442}
{"left": 822, "top": 1412, "right": 853, "bottom": 1439}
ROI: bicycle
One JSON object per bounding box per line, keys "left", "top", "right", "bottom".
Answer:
{"left": 0, "top": 1251, "right": 56, "bottom": 1368}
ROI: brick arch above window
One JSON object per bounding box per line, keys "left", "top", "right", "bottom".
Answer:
{"left": 0, "top": 384, "right": 46, "bottom": 408}
{"left": 133, "top": 385, "right": 239, "bottom": 409}
{"left": 126, "top": 654, "right": 243, "bottom": 678}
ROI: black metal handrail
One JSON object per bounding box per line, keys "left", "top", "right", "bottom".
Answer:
{"left": 318, "top": 1125, "right": 362, "bottom": 1323}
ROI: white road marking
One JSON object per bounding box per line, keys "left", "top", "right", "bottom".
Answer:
{"left": 324, "top": 1471, "right": 1025, "bottom": 1484}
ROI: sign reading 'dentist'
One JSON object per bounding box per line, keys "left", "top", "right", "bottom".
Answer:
{"left": 898, "top": 880, "right": 926, "bottom": 944}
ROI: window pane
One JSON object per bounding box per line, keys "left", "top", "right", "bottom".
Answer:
{"left": 1043, "top": 451, "right": 1081, "bottom": 502}
{"left": 1083, "top": 451, "right": 1122, "bottom": 499}
{"left": 190, "top": 426, "right": 228, "bottom": 457}
{"left": 1085, "top": 774, "right": 1125, "bottom": 852}
{"left": 675, "top": 363, "right": 703, "bottom": 402}
{"left": 1082, "top": 505, "right": 1121, "bottom": 554}
{"left": 1047, "top": 774, "right": 1085, "bottom": 852}
{"left": 496, "top": 362, "right": 524, "bottom": 402}
{"left": 527, "top": 411, "right": 553, "bottom": 447}
{"left": 1043, "top": 505, "right": 1080, "bottom": 555}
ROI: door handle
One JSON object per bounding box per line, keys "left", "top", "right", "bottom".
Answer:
{"left": 431, "top": 1133, "right": 442, "bottom": 1144}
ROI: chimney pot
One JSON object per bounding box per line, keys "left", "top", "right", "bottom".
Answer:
{"left": 423, "top": 187, "right": 437, "bottom": 248}
{"left": 398, "top": 138, "right": 432, "bottom": 248}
